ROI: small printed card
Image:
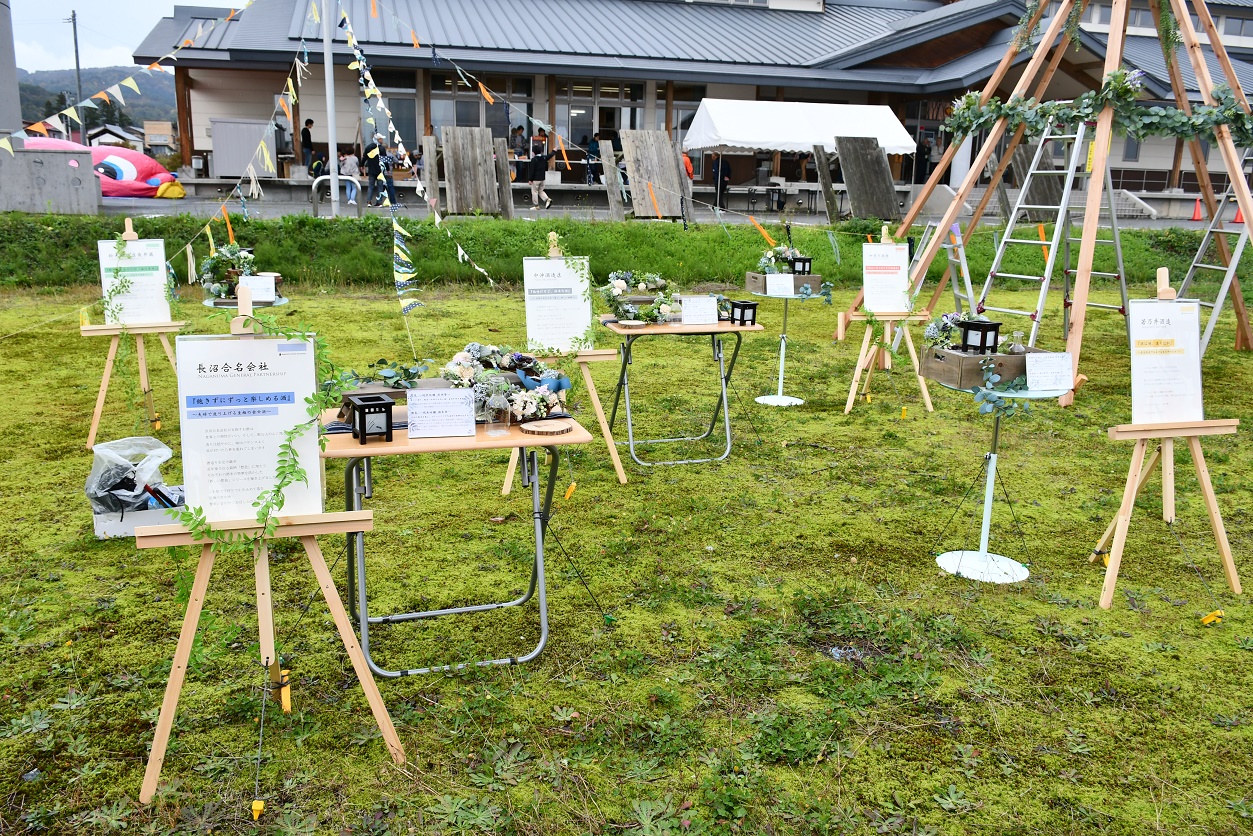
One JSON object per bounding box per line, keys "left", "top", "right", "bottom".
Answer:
{"left": 406, "top": 389, "right": 476, "bottom": 438}
{"left": 238, "top": 274, "right": 276, "bottom": 303}
{"left": 765, "top": 273, "right": 794, "bottom": 298}
{"left": 1026, "top": 352, "right": 1074, "bottom": 391}
{"left": 681, "top": 294, "right": 720, "bottom": 325}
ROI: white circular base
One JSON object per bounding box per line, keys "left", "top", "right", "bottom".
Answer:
{"left": 936, "top": 550, "right": 1029, "bottom": 584}
{"left": 755, "top": 394, "right": 804, "bottom": 407}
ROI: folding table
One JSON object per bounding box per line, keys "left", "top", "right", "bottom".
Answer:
{"left": 322, "top": 412, "right": 593, "bottom": 677}
{"left": 601, "top": 315, "right": 764, "bottom": 466}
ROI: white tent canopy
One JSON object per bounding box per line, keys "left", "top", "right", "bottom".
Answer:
{"left": 682, "top": 99, "right": 916, "bottom": 156}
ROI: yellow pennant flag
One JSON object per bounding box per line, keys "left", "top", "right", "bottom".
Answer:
{"left": 259, "top": 140, "right": 275, "bottom": 174}
{"left": 120, "top": 77, "right": 141, "bottom": 94}
{"left": 0, "top": 137, "right": 12, "bottom": 156}
{"left": 62, "top": 107, "right": 80, "bottom": 124}
{"left": 410, "top": 30, "right": 420, "bottom": 48}
{"left": 286, "top": 77, "right": 298, "bottom": 103}
{"left": 393, "top": 219, "right": 410, "bottom": 237}
{"left": 309, "top": 0, "right": 319, "bottom": 23}
{"left": 478, "top": 82, "right": 495, "bottom": 105}
{"left": 206, "top": 225, "right": 216, "bottom": 256}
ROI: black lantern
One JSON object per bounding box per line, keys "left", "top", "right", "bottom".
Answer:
{"left": 348, "top": 393, "right": 394, "bottom": 444}
{"left": 729, "top": 300, "right": 758, "bottom": 326}
{"left": 956, "top": 320, "right": 1002, "bottom": 355}
{"left": 788, "top": 256, "right": 813, "bottom": 275}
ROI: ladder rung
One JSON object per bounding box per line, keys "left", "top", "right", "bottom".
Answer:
{"left": 1003, "top": 237, "right": 1049, "bottom": 245}
{"left": 992, "top": 272, "right": 1045, "bottom": 281}
{"left": 1194, "top": 263, "right": 1229, "bottom": 271}
{"left": 1066, "top": 237, "right": 1117, "bottom": 244}
{"left": 1017, "top": 204, "right": 1064, "bottom": 211}
{"left": 1089, "top": 271, "right": 1119, "bottom": 278}
{"left": 1048, "top": 133, "right": 1080, "bottom": 140}
{"left": 1211, "top": 228, "right": 1245, "bottom": 235}
{"left": 1087, "top": 302, "right": 1124, "bottom": 311}
{"left": 981, "top": 305, "right": 1036, "bottom": 316}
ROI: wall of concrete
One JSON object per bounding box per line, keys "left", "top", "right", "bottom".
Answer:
{"left": 0, "top": 1, "right": 22, "bottom": 134}
{"left": 0, "top": 146, "right": 100, "bottom": 214}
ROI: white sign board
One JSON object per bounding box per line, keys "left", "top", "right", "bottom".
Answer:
{"left": 238, "top": 274, "right": 276, "bottom": 303}
{"left": 523, "top": 257, "right": 592, "bottom": 352}
{"left": 1129, "top": 299, "right": 1203, "bottom": 424}
{"left": 406, "top": 389, "right": 476, "bottom": 438}
{"left": 681, "top": 294, "right": 720, "bottom": 325}
{"left": 765, "top": 273, "right": 794, "bottom": 298}
{"left": 861, "top": 243, "right": 911, "bottom": 314}
{"left": 98, "top": 239, "right": 171, "bottom": 325}
{"left": 176, "top": 335, "right": 322, "bottom": 523}
{"left": 1026, "top": 352, "right": 1074, "bottom": 391}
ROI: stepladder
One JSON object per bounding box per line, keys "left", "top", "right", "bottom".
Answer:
{"left": 132, "top": 511, "right": 406, "bottom": 803}
{"left": 844, "top": 312, "right": 934, "bottom": 414}
{"left": 1089, "top": 420, "right": 1242, "bottom": 610}
{"left": 83, "top": 322, "right": 184, "bottom": 450}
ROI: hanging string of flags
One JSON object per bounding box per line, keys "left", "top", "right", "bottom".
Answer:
{"left": 5, "top": 2, "right": 259, "bottom": 156}
{"left": 337, "top": 5, "right": 497, "bottom": 319}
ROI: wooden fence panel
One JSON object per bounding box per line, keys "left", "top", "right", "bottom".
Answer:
{"left": 441, "top": 126, "right": 500, "bottom": 215}
{"left": 834, "top": 136, "right": 901, "bottom": 221}
{"left": 621, "top": 130, "right": 684, "bottom": 217}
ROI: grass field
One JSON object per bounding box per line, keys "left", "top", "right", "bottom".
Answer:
{"left": 0, "top": 273, "right": 1251, "bottom": 835}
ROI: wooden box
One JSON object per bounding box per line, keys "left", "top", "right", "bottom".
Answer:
{"left": 920, "top": 346, "right": 1046, "bottom": 391}
{"left": 745, "top": 272, "right": 824, "bottom": 295}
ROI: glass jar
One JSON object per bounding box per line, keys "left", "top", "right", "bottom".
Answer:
{"left": 485, "top": 393, "right": 512, "bottom": 437}
{"left": 1006, "top": 331, "right": 1027, "bottom": 355}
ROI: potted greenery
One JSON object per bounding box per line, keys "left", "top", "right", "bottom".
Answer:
{"left": 199, "top": 243, "right": 256, "bottom": 299}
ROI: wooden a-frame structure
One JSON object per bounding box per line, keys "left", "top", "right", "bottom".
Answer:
{"left": 842, "top": 0, "right": 1253, "bottom": 405}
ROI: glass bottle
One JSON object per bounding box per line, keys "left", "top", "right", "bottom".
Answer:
{"left": 1006, "top": 331, "right": 1027, "bottom": 355}
{"left": 485, "top": 393, "right": 512, "bottom": 437}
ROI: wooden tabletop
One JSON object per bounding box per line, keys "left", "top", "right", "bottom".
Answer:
{"left": 320, "top": 409, "right": 594, "bottom": 459}
{"left": 599, "top": 314, "right": 765, "bottom": 337}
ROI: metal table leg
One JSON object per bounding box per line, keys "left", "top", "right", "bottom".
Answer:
{"left": 616, "top": 332, "right": 741, "bottom": 466}
{"left": 756, "top": 298, "right": 803, "bottom": 407}
{"left": 345, "top": 446, "right": 560, "bottom": 678}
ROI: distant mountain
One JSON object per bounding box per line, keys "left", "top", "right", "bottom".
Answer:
{"left": 17, "top": 66, "right": 176, "bottom": 126}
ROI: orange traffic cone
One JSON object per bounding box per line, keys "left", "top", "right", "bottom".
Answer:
{"left": 1192, "top": 198, "right": 1203, "bottom": 221}
{"left": 1236, "top": 205, "right": 1245, "bottom": 224}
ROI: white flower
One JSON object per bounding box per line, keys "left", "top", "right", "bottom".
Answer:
{"left": 611, "top": 287, "right": 622, "bottom": 297}
{"left": 612, "top": 279, "right": 628, "bottom": 291}
{"left": 638, "top": 283, "right": 647, "bottom": 292}
{"left": 453, "top": 352, "right": 473, "bottom": 364}
{"left": 458, "top": 366, "right": 474, "bottom": 380}
{"left": 659, "top": 304, "right": 672, "bottom": 315}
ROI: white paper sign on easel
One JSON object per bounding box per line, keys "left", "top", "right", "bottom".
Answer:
{"left": 98, "top": 239, "right": 171, "bottom": 325}
{"left": 523, "top": 257, "right": 592, "bottom": 352}
{"left": 764, "top": 273, "right": 794, "bottom": 298}
{"left": 176, "top": 335, "right": 323, "bottom": 522}
{"left": 238, "top": 274, "right": 276, "bottom": 303}
{"left": 1128, "top": 298, "right": 1203, "bottom": 424}
{"left": 861, "top": 243, "right": 910, "bottom": 313}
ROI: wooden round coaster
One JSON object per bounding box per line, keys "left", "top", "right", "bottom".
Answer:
{"left": 519, "top": 419, "right": 573, "bottom": 436}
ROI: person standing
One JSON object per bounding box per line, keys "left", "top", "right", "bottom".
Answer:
{"left": 301, "top": 118, "right": 314, "bottom": 168}
{"left": 710, "top": 152, "right": 732, "bottom": 209}
{"left": 339, "top": 148, "right": 360, "bottom": 205}
{"left": 929, "top": 136, "right": 942, "bottom": 177}
{"left": 377, "top": 137, "right": 400, "bottom": 207}
{"left": 528, "top": 149, "right": 557, "bottom": 209}
{"left": 586, "top": 133, "right": 601, "bottom": 185}
{"left": 364, "top": 136, "right": 382, "bottom": 206}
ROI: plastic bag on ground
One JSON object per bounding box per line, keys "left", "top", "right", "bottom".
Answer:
{"left": 85, "top": 437, "right": 174, "bottom": 514}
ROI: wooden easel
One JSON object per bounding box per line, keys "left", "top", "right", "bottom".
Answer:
{"left": 1088, "top": 270, "right": 1242, "bottom": 609}
{"left": 85, "top": 219, "right": 184, "bottom": 449}
{"left": 841, "top": 0, "right": 1253, "bottom": 403}
{"left": 502, "top": 348, "right": 627, "bottom": 493}
{"left": 134, "top": 288, "right": 405, "bottom": 803}
{"left": 843, "top": 311, "right": 933, "bottom": 414}
{"left": 133, "top": 511, "right": 406, "bottom": 803}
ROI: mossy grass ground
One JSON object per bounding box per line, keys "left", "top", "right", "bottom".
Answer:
{"left": 1, "top": 271, "right": 1251, "bottom": 834}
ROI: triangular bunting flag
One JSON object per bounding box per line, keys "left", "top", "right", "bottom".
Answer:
{"left": 370, "top": 0, "right": 378, "bottom": 17}
{"left": 0, "top": 138, "right": 12, "bottom": 156}
{"left": 206, "top": 225, "right": 216, "bottom": 256}
{"left": 309, "top": 0, "right": 319, "bottom": 24}
{"left": 186, "top": 244, "right": 196, "bottom": 284}
{"left": 286, "top": 77, "right": 297, "bottom": 103}
{"left": 147, "top": 62, "right": 165, "bottom": 72}
{"left": 61, "top": 107, "right": 80, "bottom": 124}
{"left": 120, "top": 77, "right": 141, "bottom": 94}
{"left": 410, "top": 30, "right": 420, "bottom": 48}
{"left": 91, "top": 91, "right": 110, "bottom": 103}
{"left": 226, "top": 7, "right": 237, "bottom": 21}
{"left": 259, "top": 140, "right": 275, "bottom": 173}
{"left": 279, "top": 96, "right": 292, "bottom": 124}
{"left": 478, "top": 82, "right": 495, "bottom": 105}
{"left": 220, "top": 205, "right": 235, "bottom": 244}
{"left": 27, "top": 122, "right": 48, "bottom": 136}
{"left": 107, "top": 85, "right": 124, "bottom": 105}
{"left": 43, "top": 116, "right": 65, "bottom": 136}
{"left": 80, "top": 97, "right": 99, "bottom": 109}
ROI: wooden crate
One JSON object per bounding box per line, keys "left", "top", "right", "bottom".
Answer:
{"left": 919, "top": 346, "right": 1046, "bottom": 391}
{"left": 745, "top": 272, "right": 824, "bottom": 295}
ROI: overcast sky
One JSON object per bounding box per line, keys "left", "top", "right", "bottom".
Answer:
{"left": 11, "top": 0, "right": 171, "bottom": 73}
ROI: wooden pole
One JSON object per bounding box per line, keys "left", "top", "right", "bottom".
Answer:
{"left": 86, "top": 335, "right": 120, "bottom": 450}
{"left": 1100, "top": 437, "right": 1148, "bottom": 609}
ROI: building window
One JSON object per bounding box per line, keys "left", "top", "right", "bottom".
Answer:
{"left": 429, "top": 74, "right": 533, "bottom": 139}
{"left": 553, "top": 77, "right": 645, "bottom": 151}
{"left": 1224, "top": 16, "right": 1253, "bottom": 36}
{"left": 1124, "top": 135, "right": 1140, "bottom": 162}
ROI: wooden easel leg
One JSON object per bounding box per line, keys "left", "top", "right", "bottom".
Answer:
{"left": 140, "top": 545, "right": 215, "bottom": 804}
{"left": 135, "top": 335, "right": 158, "bottom": 426}
{"left": 900, "top": 326, "right": 933, "bottom": 412}
{"left": 254, "top": 542, "right": 280, "bottom": 681}
{"left": 844, "top": 325, "right": 874, "bottom": 413}
{"left": 158, "top": 332, "right": 177, "bottom": 373}
{"left": 87, "top": 335, "right": 120, "bottom": 450}
{"left": 300, "top": 535, "right": 406, "bottom": 765}
{"left": 1091, "top": 447, "right": 1160, "bottom": 562}
{"left": 861, "top": 348, "right": 877, "bottom": 394}
{"left": 580, "top": 360, "right": 627, "bottom": 485}
{"left": 1100, "top": 438, "right": 1148, "bottom": 610}
{"left": 501, "top": 448, "right": 519, "bottom": 496}
{"left": 1161, "top": 438, "right": 1175, "bottom": 523}
{"left": 879, "top": 327, "right": 892, "bottom": 371}
{"left": 1186, "top": 436, "right": 1242, "bottom": 594}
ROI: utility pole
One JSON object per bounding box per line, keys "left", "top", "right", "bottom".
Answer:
{"left": 0, "top": 0, "right": 23, "bottom": 134}
{"left": 322, "top": 0, "right": 339, "bottom": 217}
{"left": 67, "top": 10, "right": 84, "bottom": 143}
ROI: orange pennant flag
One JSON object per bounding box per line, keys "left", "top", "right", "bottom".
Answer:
{"left": 478, "top": 82, "right": 495, "bottom": 105}
{"left": 148, "top": 62, "right": 165, "bottom": 73}
{"left": 557, "top": 132, "right": 571, "bottom": 171}
{"left": 370, "top": 0, "right": 377, "bottom": 16}
{"left": 92, "top": 91, "right": 110, "bottom": 103}
{"left": 221, "top": 205, "right": 235, "bottom": 244}
{"left": 27, "top": 122, "right": 48, "bottom": 136}
{"left": 410, "top": 29, "right": 421, "bottom": 48}
{"left": 751, "top": 216, "right": 777, "bottom": 247}
{"left": 279, "top": 96, "right": 292, "bottom": 124}
{"left": 183, "top": 39, "right": 194, "bottom": 46}
{"left": 647, "top": 182, "right": 663, "bottom": 220}
{"left": 226, "top": 7, "right": 237, "bottom": 21}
